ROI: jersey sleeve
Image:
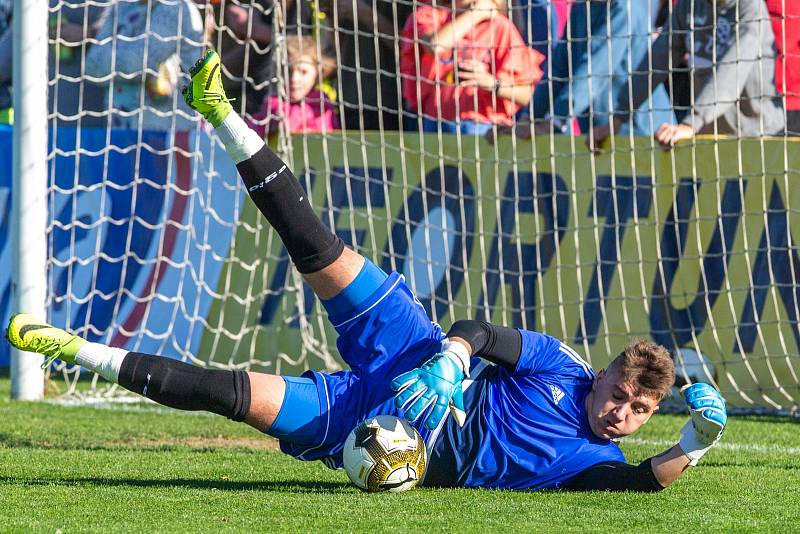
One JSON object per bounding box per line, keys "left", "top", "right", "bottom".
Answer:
{"left": 514, "top": 329, "right": 595, "bottom": 379}
{"left": 561, "top": 458, "right": 665, "bottom": 492}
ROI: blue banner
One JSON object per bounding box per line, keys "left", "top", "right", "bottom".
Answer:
{"left": 0, "top": 126, "right": 242, "bottom": 367}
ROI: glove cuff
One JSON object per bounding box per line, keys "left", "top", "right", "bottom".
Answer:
{"left": 678, "top": 419, "right": 713, "bottom": 466}
{"left": 441, "top": 339, "right": 471, "bottom": 376}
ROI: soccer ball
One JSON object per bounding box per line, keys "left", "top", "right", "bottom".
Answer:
{"left": 343, "top": 415, "right": 427, "bottom": 493}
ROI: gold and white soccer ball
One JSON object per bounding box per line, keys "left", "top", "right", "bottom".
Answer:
{"left": 343, "top": 415, "right": 427, "bottom": 493}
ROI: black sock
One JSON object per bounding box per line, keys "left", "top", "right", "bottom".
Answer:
{"left": 117, "top": 352, "right": 251, "bottom": 421}
{"left": 236, "top": 145, "right": 344, "bottom": 274}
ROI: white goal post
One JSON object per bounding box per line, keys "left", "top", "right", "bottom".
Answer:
{"left": 10, "top": 0, "right": 48, "bottom": 400}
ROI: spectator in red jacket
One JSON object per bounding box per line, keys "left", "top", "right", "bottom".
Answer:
{"left": 767, "top": 0, "right": 800, "bottom": 134}
{"left": 401, "top": 0, "right": 544, "bottom": 135}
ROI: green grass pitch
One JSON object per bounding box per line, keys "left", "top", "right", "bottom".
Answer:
{"left": 1, "top": 377, "right": 798, "bottom": 533}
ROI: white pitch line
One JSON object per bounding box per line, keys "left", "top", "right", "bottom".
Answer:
{"left": 620, "top": 437, "right": 800, "bottom": 456}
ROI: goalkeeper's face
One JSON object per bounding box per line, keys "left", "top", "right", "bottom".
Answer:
{"left": 585, "top": 367, "right": 660, "bottom": 440}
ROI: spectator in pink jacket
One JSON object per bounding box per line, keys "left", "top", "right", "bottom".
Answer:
{"left": 767, "top": 0, "right": 800, "bottom": 134}
{"left": 250, "top": 35, "right": 339, "bottom": 137}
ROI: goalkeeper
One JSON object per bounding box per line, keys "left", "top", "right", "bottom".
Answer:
{"left": 6, "top": 50, "right": 727, "bottom": 492}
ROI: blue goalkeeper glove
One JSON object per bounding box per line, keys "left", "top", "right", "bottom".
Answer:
{"left": 391, "top": 340, "right": 471, "bottom": 431}
{"left": 678, "top": 382, "right": 727, "bottom": 465}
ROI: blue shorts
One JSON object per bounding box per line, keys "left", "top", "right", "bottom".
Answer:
{"left": 279, "top": 272, "right": 444, "bottom": 467}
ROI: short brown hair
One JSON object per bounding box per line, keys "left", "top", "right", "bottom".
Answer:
{"left": 609, "top": 340, "right": 675, "bottom": 401}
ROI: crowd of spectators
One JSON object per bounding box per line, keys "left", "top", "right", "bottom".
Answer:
{"left": 531, "top": 0, "right": 675, "bottom": 137}
{"left": 591, "top": 0, "right": 785, "bottom": 149}
{"left": 0, "top": 0, "right": 797, "bottom": 144}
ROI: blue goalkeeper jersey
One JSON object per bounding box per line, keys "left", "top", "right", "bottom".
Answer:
{"left": 279, "top": 272, "right": 623, "bottom": 490}
{"left": 421, "top": 329, "right": 625, "bottom": 490}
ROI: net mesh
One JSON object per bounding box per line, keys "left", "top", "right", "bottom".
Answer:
{"left": 29, "top": 0, "right": 800, "bottom": 414}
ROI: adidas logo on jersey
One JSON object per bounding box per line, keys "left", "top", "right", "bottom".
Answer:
{"left": 550, "top": 384, "right": 565, "bottom": 405}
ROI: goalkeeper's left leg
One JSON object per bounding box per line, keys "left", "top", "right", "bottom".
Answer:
{"left": 184, "top": 49, "right": 378, "bottom": 304}
{"left": 4, "top": 314, "right": 324, "bottom": 442}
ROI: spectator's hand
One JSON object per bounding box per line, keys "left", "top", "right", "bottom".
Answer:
{"left": 458, "top": 60, "right": 494, "bottom": 91}
{"left": 225, "top": 4, "right": 273, "bottom": 44}
{"left": 654, "top": 123, "right": 694, "bottom": 148}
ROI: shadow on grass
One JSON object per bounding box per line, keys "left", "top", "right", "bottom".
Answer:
{"left": 0, "top": 475, "right": 352, "bottom": 493}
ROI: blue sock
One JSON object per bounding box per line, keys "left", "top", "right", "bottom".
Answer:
{"left": 267, "top": 375, "right": 322, "bottom": 443}
{"left": 321, "top": 259, "right": 388, "bottom": 316}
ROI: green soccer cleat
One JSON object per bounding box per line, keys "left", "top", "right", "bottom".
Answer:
{"left": 5, "top": 313, "right": 86, "bottom": 369}
{"left": 182, "top": 49, "right": 233, "bottom": 128}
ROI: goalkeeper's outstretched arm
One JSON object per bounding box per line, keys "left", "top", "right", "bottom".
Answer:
{"left": 565, "top": 383, "right": 728, "bottom": 492}
{"left": 562, "top": 447, "right": 681, "bottom": 492}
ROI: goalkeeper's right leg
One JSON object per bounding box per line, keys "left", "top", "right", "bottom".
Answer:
{"left": 184, "top": 49, "right": 383, "bottom": 306}
{"left": 4, "top": 313, "right": 326, "bottom": 444}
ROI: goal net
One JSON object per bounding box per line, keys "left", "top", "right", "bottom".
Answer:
{"left": 2, "top": 0, "right": 798, "bottom": 415}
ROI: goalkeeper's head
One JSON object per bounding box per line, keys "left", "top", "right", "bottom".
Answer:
{"left": 585, "top": 340, "right": 675, "bottom": 440}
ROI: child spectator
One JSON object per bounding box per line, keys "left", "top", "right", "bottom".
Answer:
{"left": 401, "top": 0, "right": 544, "bottom": 135}
{"left": 766, "top": 0, "right": 800, "bottom": 134}
{"left": 591, "top": 0, "right": 784, "bottom": 149}
{"left": 249, "top": 35, "right": 339, "bottom": 136}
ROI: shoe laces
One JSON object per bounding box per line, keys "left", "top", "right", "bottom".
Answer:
{"left": 198, "top": 90, "right": 233, "bottom": 106}
{"left": 27, "top": 336, "right": 65, "bottom": 369}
